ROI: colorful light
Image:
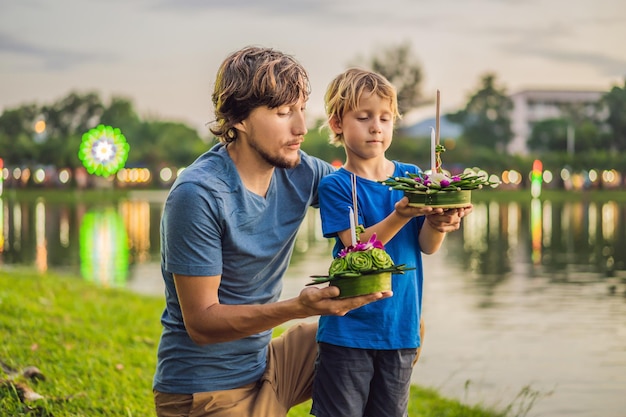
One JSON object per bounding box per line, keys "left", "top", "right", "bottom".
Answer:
{"left": 530, "top": 197, "right": 542, "bottom": 264}
{"left": 531, "top": 159, "right": 543, "bottom": 198}
{"left": 78, "top": 125, "right": 130, "bottom": 177}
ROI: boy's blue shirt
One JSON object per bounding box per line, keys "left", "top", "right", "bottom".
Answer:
{"left": 317, "top": 162, "right": 426, "bottom": 349}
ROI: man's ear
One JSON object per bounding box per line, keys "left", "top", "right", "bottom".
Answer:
{"left": 233, "top": 121, "right": 246, "bottom": 135}
{"left": 329, "top": 116, "right": 342, "bottom": 134}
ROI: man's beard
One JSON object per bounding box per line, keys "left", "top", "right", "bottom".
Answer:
{"left": 250, "top": 140, "right": 301, "bottom": 169}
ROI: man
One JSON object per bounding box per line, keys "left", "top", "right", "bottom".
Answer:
{"left": 153, "top": 46, "right": 467, "bottom": 417}
{"left": 153, "top": 46, "right": 393, "bottom": 417}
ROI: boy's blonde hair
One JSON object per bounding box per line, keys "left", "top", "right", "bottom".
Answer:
{"left": 324, "top": 68, "right": 401, "bottom": 146}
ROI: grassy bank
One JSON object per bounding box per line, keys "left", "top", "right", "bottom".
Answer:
{"left": 0, "top": 270, "right": 510, "bottom": 416}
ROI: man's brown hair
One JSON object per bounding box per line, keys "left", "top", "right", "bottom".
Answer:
{"left": 210, "top": 46, "right": 310, "bottom": 143}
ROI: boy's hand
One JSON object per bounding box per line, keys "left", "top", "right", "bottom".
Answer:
{"left": 394, "top": 197, "right": 445, "bottom": 218}
{"left": 425, "top": 205, "right": 473, "bottom": 233}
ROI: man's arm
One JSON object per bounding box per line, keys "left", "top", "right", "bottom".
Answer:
{"left": 174, "top": 274, "right": 391, "bottom": 345}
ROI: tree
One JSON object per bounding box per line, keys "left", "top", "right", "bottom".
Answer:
{"left": 0, "top": 105, "right": 41, "bottom": 163}
{"left": 350, "top": 42, "right": 427, "bottom": 116}
{"left": 35, "top": 92, "right": 105, "bottom": 167}
{"left": 448, "top": 73, "right": 513, "bottom": 152}
{"left": 301, "top": 118, "right": 346, "bottom": 165}
{"left": 101, "top": 97, "right": 141, "bottom": 136}
{"left": 527, "top": 119, "right": 568, "bottom": 152}
{"left": 126, "top": 120, "right": 206, "bottom": 168}
{"left": 0, "top": 91, "right": 210, "bottom": 175}
{"left": 575, "top": 120, "right": 603, "bottom": 153}
{"left": 600, "top": 78, "right": 626, "bottom": 152}
{"left": 41, "top": 91, "right": 104, "bottom": 139}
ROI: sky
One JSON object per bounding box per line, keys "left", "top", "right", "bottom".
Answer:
{"left": 1, "top": 0, "right": 625, "bottom": 136}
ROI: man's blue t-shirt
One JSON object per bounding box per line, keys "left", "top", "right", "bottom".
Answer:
{"left": 317, "top": 162, "right": 425, "bottom": 350}
{"left": 153, "top": 143, "right": 333, "bottom": 394}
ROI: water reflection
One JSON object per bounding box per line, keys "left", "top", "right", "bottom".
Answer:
{"left": 1, "top": 193, "right": 626, "bottom": 295}
{"left": 35, "top": 199, "right": 47, "bottom": 272}
{"left": 0, "top": 193, "right": 161, "bottom": 288}
{"left": 119, "top": 200, "right": 152, "bottom": 264}
{"left": 455, "top": 199, "right": 626, "bottom": 283}
{"left": 79, "top": 207, "right": 129, "bottom": 286}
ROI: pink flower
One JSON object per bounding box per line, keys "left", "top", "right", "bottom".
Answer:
{"left": 337, "top": 233, "right": 384, "bottom": 257}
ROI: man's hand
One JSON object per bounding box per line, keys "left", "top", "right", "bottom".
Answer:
{"left": 297, "top": 286, "right": 393, "bottom": 317}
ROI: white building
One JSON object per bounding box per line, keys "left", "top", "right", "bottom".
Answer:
{"left": 508, "top": 89, "right": 604, "bottom": 155}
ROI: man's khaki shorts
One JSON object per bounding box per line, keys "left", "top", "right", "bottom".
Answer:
{"left": 154, "top": 322, "right": 318, "bottom": 417}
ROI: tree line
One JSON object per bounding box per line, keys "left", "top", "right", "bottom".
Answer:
{"left": 1, "top": 43, "right": 625, "bottom": 186}
{"left": 0, "top": 92, "right": 209, "bottom": 172}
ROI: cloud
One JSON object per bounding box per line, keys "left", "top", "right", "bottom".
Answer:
{"left": 489, "top": 25, "right": 626, "bottom": 77}
{"left": 149, "top": 0, "right": 335, "bottom": 15}
{"left": 0, "top": 32, "right": 111, "bottom": 71}
{"left": 477, "top": 18, "right": 626, "bottom": 78}
{"left": 506, "top": 43, "right": 626, "bottom": 77}
{"left": 145, "top": 0, "right": 428, "bottom": 24}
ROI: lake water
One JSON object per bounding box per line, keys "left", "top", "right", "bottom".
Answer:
{"left": 1, "top": 190, "right": 625, "bottom": 417}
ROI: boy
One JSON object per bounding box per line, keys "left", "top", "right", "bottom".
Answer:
{"left": 311, "top": 68, "right": 471, "bottom": 417}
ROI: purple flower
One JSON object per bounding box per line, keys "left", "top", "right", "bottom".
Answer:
{"left": 440, "top": 179, "right": 450, "bottom": 187}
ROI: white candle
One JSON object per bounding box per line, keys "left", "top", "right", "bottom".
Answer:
{"left": 430, "top": 127, "right": 436, "bottom": 173}
{"left": 349, "top": 206, "right": 357, "bottom": 246}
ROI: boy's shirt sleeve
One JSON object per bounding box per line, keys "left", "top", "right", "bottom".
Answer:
{"left": 300, "top": 152, "right": 335, "bottom": 208}
{"left": 318, "top": 174, "right": 353, "bottom": 239}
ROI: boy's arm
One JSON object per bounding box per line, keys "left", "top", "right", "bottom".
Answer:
{"left": 417, "top": 218, "right": 448, "bottom": 254}
{"left": 420, "top": 206, "right": 473, "bottom": 253}
{"left": 337, "top": 197, "right": 442, "bottom": 247}
{"left": 336, "top": 199, "right": 472, "bottom": 253}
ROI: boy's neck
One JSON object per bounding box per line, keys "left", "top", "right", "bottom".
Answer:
{"left": 344, "top": 158, "right": 394, "bottom": 181}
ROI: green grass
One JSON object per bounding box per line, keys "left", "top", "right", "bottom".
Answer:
{"left": 1, "top": 269, "right": 518, "bottom": 416}
{"left": 0, "top": 268, "right": 163, "bottom": 416}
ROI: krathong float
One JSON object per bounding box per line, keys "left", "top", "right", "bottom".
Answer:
{"left": 308, "top": 174, "right": 414, "bottom": 298}
{"left": 380, "top": 91, "right": 500, "bottom": 208}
